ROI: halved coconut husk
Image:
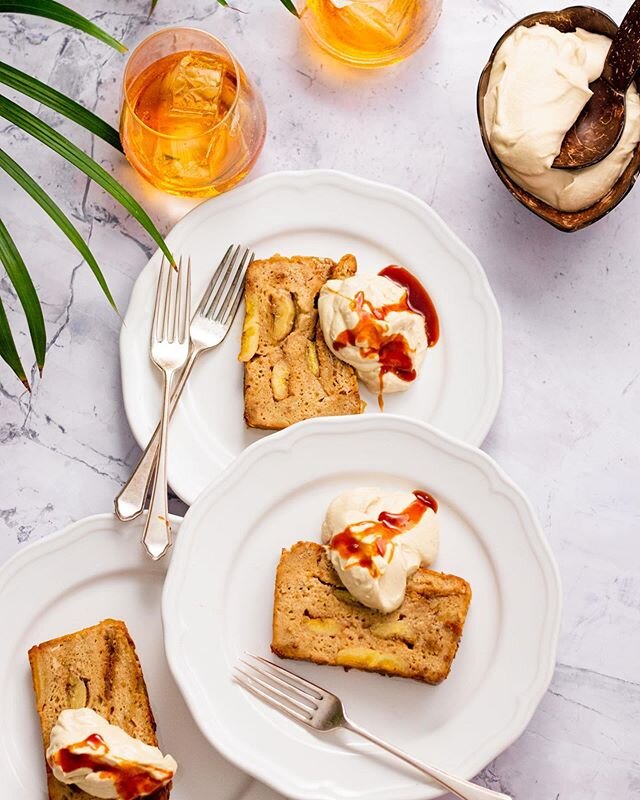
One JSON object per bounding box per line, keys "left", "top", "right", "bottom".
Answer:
{"left": 477, "top": 6, "right": 640, "bottom": 232}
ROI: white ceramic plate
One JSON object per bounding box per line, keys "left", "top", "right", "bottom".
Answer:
{"left": 0, "top": 514, "right": 249, "bottom": 800}
{"left": 120, "top": 170, "right": 502, "bottom": 506}
{"left": 162, "top": 414, "right": 561, "bottom": 800}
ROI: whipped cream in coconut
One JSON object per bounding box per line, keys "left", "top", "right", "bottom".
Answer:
{"left": 484, "top": 23, "right": 640, "bottom": 211}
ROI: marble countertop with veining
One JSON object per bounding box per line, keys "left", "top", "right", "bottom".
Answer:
{"left": 1, "top": 1, "right": 638, "bottom": 798}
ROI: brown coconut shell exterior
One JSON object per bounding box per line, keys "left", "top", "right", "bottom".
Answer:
{"left": 477, "top": 6, "right": 640, "bottom": 232}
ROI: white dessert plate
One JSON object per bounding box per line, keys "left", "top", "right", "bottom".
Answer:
{"left": 120, "top": 169, "right": 503, "bottom": 506}
{"left": 0, "top": 514, "right": 250, "bottom": 800}
{"left": 162, "top": 414, "right": 562, "bottom": 800}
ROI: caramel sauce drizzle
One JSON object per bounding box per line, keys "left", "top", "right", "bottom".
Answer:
{"left": 332, "top": 266, "right": 439, "bottom": 409}
{"left": 329, "top": 490, "right": 438, "bottom": 577}
{"left": 53, "top": 733, "right": 172, "bottom": 800}
{"left": 378, "top": 265, "right": 439, "bottom": 347}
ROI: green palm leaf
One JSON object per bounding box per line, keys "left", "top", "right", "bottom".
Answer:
{"left": 0, "top": 0, "right": 127, "bottom": 52}
{"left": 277, "top": 0, "right": 298, "bottom": 15}
{"left": 0, "top": 149, "right": 117, "bottom": 310}
{"left": 0, "top": 294, "right": 28, "bottom": 389}
{"left": 0, "top": 217, "right": 45, "bottom": 374}
{"left": 0, "top": 95, "right": 174, "bottom": 266}
{"left": 0, "top": 62, "right": 122, "bottom": 152}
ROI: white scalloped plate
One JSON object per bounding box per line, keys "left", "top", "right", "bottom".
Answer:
{"left": 0, "top": 514, "right": 249, "bottom": 800}
{"left": 120, "top": 170, "right": 502, "bottom": 506}
{"left": 162, "top": 414, "right": 561, "bottom": 800}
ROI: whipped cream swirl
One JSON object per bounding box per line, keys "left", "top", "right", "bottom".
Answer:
{"left": 47, "top": 708, "right": 177, "bottom": 799}
{"left": 484, "top": 23, "right": 640, "bottom": 211}
{"left": 321, "top": 487, "right": 439, "bottom": 613}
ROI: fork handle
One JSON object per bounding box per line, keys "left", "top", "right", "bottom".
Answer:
{"left": 115, "top": 347, "right": 201, "bottom": 521}
{"left": 344, "top": 719, "right": 511, "bottom": 800}
{"left": 142, "top": 370, "right": 175, "bottom": 559}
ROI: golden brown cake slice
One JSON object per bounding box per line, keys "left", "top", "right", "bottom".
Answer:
{"left": 28, "top": 619, "right": 170, "bottom": 800}
{"left": 271, "top": 542, "right": 471, "bottom": 684}
{"left": 239, "top": 254, "right": 362, "bottom": 429}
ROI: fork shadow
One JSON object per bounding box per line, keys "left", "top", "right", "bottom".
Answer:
{"left": 306, "top": 722, "right": 479, "bottom": 799}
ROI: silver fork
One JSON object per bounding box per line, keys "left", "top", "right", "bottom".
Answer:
{"left": 115, "top": 245, "right": 254, "bottom": 522}
{"left": 235, "top": 655, "right": 512, "bottom": 800}
{"left": 142, "top": 255, "right": 191, "bottom": 560}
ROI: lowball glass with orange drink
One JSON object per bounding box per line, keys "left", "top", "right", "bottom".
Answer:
{"left": 301, "top": 0, "right": 442, "bottom": 68}
{"left": 120, "top": 28, "right": 266, "bottom": 197}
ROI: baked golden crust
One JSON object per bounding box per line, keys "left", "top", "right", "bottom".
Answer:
{"left": 240, "top": 254, "right": 362, "bottom": 429}
{"left": 271, "top": 542, "right": 471, "bottom": 684}
{"left": 28, "top": 619, "right": 170, "bottom": 800}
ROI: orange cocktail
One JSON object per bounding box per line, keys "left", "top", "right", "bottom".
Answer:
{"left": 121, "top": 28, "right": 266, "bottom": 197}
{"left": 301, "top": 0, "right": 442, "bottom": 68}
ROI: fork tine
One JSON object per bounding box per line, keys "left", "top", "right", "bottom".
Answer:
{"left": 205, "top": 245, "right": 241, "bottom": 318}
{"left": 214, "top": 248, "right": 253, "bottom": 322}
{"left": 168, "top": 255, "right": 182, "bottom": 343}
{"left": 246, "top": 654, "right": 325, "bottom": 700}
{"left": 222, "top": 253, "right": 253, "bottom": 327}
{"left": 173, "top": 255, "right": 184, "bottom": 343}
{"left": 152, "top": 257, "right": 166, "bottom": 342}
{"left": 181, "top": 257, "right": 191, "bottom": 343}
{"left": 239, "top": 658, "right": 317, "bottom": 708}
{"left": 161, "top": 256, "right": 174, "bottom": 342}
{"left": 234, "top": 669, "right": 311, "bottom": 722}
{"left": 194, "top": 245, "right": 235, "bottom": 318}
{"left": 236, "top": 665, "right": 315, "bottom": 714}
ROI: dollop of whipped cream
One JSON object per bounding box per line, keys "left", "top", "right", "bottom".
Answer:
{"left": 321, "top": 487, "right": 439, "bottom": 613}
{"left": 46, "top": 708, "right": 177, "bottom": 799}
{"left": 318, "top": 274, "right": 428, "bottom": 396}
{"left": 484, "top": 23, "right": 640, "bottom": 212}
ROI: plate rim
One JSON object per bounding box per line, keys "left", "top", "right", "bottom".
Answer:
{"left": 0, "top": 512, "right": 183, "bottom": 589}
{"left": 0, "top": 512, "right": 185, "bottom": 796}
{"left": 120, "top": 169, "right": 503, "bottom": 505}
{"left": 162, "top": 413, "right": 562, "bottom": 800}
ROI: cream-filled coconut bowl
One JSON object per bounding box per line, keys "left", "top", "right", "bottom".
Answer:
{"left": 477, "top": 6, "right": 640, "bottom": 232}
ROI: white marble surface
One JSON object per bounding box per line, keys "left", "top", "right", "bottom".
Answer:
{"left": 1, "top": 1, "right": 638, "bottom": 798}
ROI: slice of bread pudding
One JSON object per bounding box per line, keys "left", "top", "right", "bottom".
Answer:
{"left": 240, "top": 254, "right": 362, "bottom": 429}
{"left": 271, "top": 542, "right": 471, "bottom": 684}
{"left": 28, "top": 619, "right": 170, "bottom": 800}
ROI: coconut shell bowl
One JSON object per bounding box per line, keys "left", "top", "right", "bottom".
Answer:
{"left": 477, "top": 5, "right": 640, "bottom": 232}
